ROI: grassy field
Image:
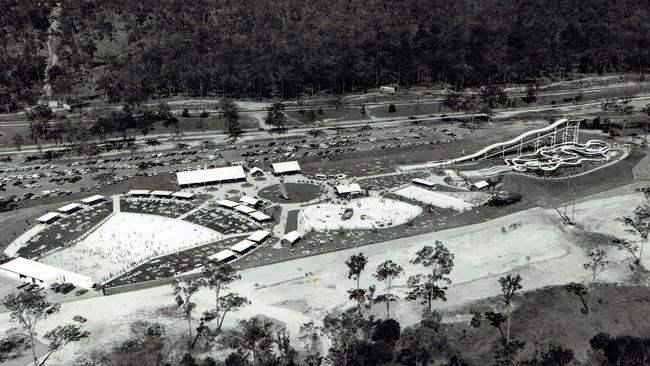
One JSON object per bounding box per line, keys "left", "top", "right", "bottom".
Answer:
{"left": 285, "top": 107, "right": 370, "bottom": 125}
{"left": 257, "top": 182, "right": 325, "bottom": 203}
{"left": 444, "top": 283, "right": 650, "bottom": 363}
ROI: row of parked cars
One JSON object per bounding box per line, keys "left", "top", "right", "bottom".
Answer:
{"left": 16, "top": 281, "right": 88, "bottom": 296}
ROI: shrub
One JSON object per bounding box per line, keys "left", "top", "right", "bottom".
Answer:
{"left": 388, "top": 104, "right": 396, "bottom": 113}
{"left": 199, "top": 110, "right": 209, "bottom": 118}
{"left": 181, "top": 108, "right": 190, "bottom": 118}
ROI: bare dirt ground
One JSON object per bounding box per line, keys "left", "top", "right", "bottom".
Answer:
{"left": 0, "top": 190, "right": 643, "bottom": 364}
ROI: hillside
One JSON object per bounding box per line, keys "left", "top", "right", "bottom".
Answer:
{"left": 2, "top": 0, "right": 650, "bottom": 110}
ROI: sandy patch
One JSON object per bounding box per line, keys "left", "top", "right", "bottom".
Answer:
{"left": 298, "top": 197, "right": 421, "bottom": 231}
{"left": 394, "top": 185, "right": 475, "bottom": 210}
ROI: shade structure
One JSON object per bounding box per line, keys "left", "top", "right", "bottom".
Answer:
{"left": 230, "top": 239, "right": 256, "bottom": 253}
{"left": 247, "top": 230, "right": 271, "bottom": 243}
{"left": 208, "top": 249, "right": 237, "bottom": 262}
{"left": 176, "top": 166, "right": 245, "bottom": 186}
{"left": 271, "top": 161, "right": 301, "bottom": 174}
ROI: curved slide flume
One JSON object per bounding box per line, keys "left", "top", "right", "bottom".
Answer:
{"left": 399, "top": 118, "right": 571, "bottom": 171}
{"left": 505, "top": 140, "right": 610, "bottom": 172}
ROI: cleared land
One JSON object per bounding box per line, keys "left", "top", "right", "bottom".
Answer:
{"left": 0, "top": 191, "right": 641, "bottom": 364}
{"left": 299, "top": 197, "right": 422, "bottom": 231}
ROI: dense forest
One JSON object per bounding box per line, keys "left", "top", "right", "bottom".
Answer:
{"left": 2, "top": 0, "right": 650, "bottom": 110}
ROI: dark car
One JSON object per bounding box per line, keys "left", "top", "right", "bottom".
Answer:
{"left": 58, "top": 283, "right": 75, "bottom": 294}
{"left": 75, "top": 289, "right": 88, "bottom": 296}
{"left": 72, "top": 316, "right": 87, "bottom": 323}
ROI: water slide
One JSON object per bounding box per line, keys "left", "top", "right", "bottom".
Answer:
{"left": 399, "top": 118, "right": 571, "bottom": 171}
{"left": 505, "top": 139, "right": 610, "bottom": 172}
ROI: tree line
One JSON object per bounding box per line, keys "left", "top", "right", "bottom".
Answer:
{"left": 3, "top": 0, "right": 650, "bottom": 110}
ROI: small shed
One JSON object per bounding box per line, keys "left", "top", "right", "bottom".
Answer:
{"left": 239, "top": 195, "right": 261, "bottom": 208}
{"left": 249, "top": 167, "right": 264, "bottom": 176}
{"left": 335, "top": 183, "right": 364, "bottom": 197}
{"left": 281, "top": 230, "right": 302, "bottom": 247}
{"left": 271, "top": 161, "right": 301, "bottom": 175}
{"left": 472, "top": 180, "right": 490, "bottom": 190}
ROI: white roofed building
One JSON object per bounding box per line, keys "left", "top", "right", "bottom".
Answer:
{"left": 281, "top": 230, "right": 302, "bottom": 246}
{"left": 249, "top": 167, "right": 264, "bottom": 176}
{"left": 176, "top": 166, "right": 246, "bottom": 187}
{"left": 239, "top": 195, "right": 260, "bottom": 207}
{"left": 208, "top": 249, "right": 237, "bottom": 262}
{"left": 247, "top": 230, "right": 271, "bottom": 243}
{"left": 217, "top": 199, "right": 239, "bottom": 208}
{"left": 127, "top": 190, "right": 151, "bottom": 196}
{"left": 0, "top": 257, "right": 94, "bottom": 288}
{"left": 36, "top": 212, "right": 61, "bottom": 224}
{"left": 271, "top": 161, "right": 301, "bottom": 175}
{"left": 81, "top": 195, "right": 106, "bottom": 205}
{"left": 335, "top": 183, "right": 364, "bottom": 197}
{"left": 172, "top": 192, "right": 195, "bottom": 199}
{"left": 57, "top": 203, "right": 82, "bottom": 214}
{"left": 230, "top": 239, "right": 256, "bottom": 253}
{"left": 150, "top": 190, "right": 173, "bottom": 198}
{"left": 235, "top": 205, "right": 256, "bottom": 214}
{"left": 472, "top": 180, "right": 490, "bottom": 190}
{"left": 249, "top": 211, "right": 272, "bottom": 222}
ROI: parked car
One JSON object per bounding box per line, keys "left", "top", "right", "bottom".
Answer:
{"left": 75, "top": 289, "right": 88, "bottom": 296}
{"left": 58, "top": 283, "right": 75, "bottom": 294}
{"left": 72, "top": 316, "right": 87, "bottom": 323}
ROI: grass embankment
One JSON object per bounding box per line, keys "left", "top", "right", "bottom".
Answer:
{"left": 445, "top": 283, "right": 650, "bottom": 364}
